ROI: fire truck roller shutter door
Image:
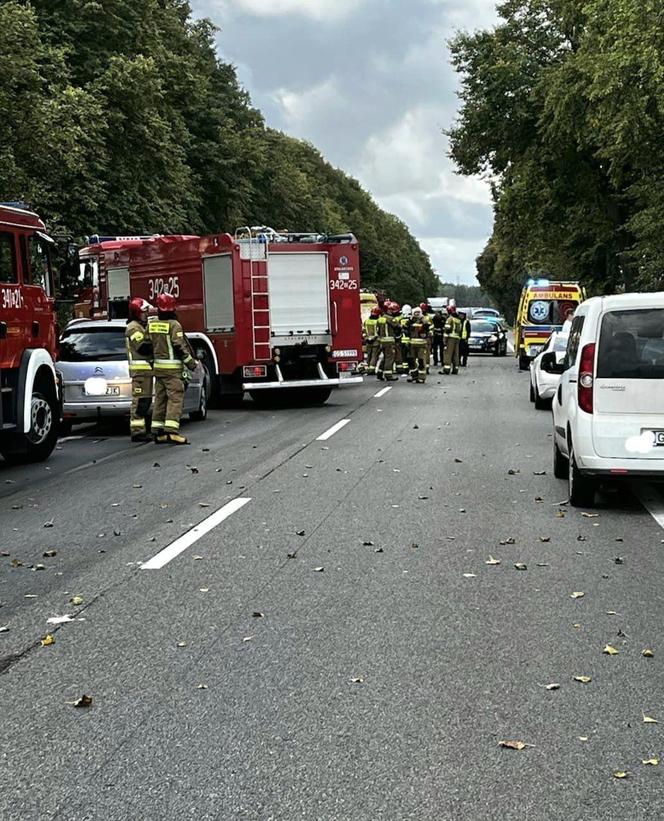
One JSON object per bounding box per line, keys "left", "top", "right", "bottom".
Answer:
{"left": 203, "top": 255, "right": 234, "bottom": 331}
{"left": 268, "top": 253, "right": 330, "bottom": 342}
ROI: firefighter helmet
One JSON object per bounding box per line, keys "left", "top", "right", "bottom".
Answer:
{"left": 370, "top": 306, "right": 381, "bottom": 318}
{"left": 391, "top": 302, "right": 401, "bottom": 314}
{"left": 402, "top": 304, "right": 412, "bottom": 318}
{"left": 156, "top": 292, "right": 177, "bottom": 312}
{"left": 412, "top": 306, "right": 423, "bottom": 317}
{"left": 447, "top": 303, "right": 457, "bottom": 314}
{"left": 128, "top": 297, "right": 151, "bottom": 320}
{"left": 419, "top": 302, "right": 429, "bottom": 313}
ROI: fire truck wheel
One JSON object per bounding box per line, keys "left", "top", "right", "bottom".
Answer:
{"left": 0, "top": 389, "right": 59, "bottom": 464}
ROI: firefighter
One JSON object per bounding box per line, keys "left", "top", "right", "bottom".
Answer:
{"left": 149, "top": 293, "right": 197, "bottom": 444}
{"left": 459, "top": 310, "right": 471, "bottom": 367}
{"left": 420, "top": 303, "right": 433, "bottom": 373}
{"left": 441, "top": 304, "right": 462, "bottom": 375}
{"left": 376, "top": 301, "right": 397, "bottom": 381}
{"left": 431, "top": 310, "right": 445, "bottom": 367}
{"left": 391, "top": 302, "right": 404, "bottom": 375}
{"left": 126, "top": 297, "right": 154, "bottom": 442}
{"left": 364, "top": 306, "right": 381, "bottom": 375}
{"left": 400, "top": 304, "right": 412, "bottom": 373}
{"left": 408, "top": 306, "right": 430, "bottom": 383}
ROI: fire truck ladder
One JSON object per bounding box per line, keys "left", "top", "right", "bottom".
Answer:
{"left": 236, "top": 227, "right": 271, "bottom": 362}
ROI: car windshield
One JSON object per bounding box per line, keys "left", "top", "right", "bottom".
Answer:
{"left": 471, "top": 321, "right": 494, "bottom": 333}
{"left": 59, "top": 328, "right": 126, "bottom": 362}
{"left": 598, "top": 309, "right": 664, "bottom": 379}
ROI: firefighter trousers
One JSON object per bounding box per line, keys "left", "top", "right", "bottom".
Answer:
{"left": 366, "top": 339, "right": 380, "bottom": 374}
{"left": 432, "top": 334, "right": 444, "bottom": 366}
{"left": 377, "top": 342, "right": 396, "bottom": 380}
{"left": 460, "top": 340, "right": 469, "bottom": 367}
{"left": 130, "top": 374, "right": 153, "bottom": 434}
{"left": 443, "top": 338, "right": 460, "bottom": 374}
{"left": 152, "top": 374, "right": 185, "bottom": 433}
{"left": 409, "top": 341, "right": 427, "bottom": 382}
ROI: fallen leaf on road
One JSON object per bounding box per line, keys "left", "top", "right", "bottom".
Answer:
{"left": 193, "top": 555, "right": 203, "bottom": 561}
{"left": 498, "top": 740, "right": 533, "bottom": 750}
{"left": 351, "top": 676, "right": 364, "bottom": 683}
{"left": 43, "top": 518, "right": 54, "bottom": 528}
{"left": 642, "top": 758, "right": 659, "bottom": 766}
{"left": 188, "top": 466, "right": 199, "bottom": 474}
{"left": 252, "top": 611, "right": 264, "bottom": 619}
{"left": 418, "top": 495, "right": 429, "bottom": 500}
{"left": 545, "top": 683, "right": 560, "bottom": 690}
{"left": 363, "top": 540, "right": 374, "bottom": 546}
{"left": 539, "top": 537, "right": 551, "bottom": 543}
{"left": 374, "top": 547, "right": 384, "bottom": 553}
{"left": 535, "top": 496, "right": 544, "bottom": 502}
{"left": 613, "top": 771, "right": 629, "bottom": 779}
{"left": 581, "top": 512, "right": 599, "bottom": 518}
{"left": 198, "top": 502, "right": 210, "bottom": 508}
{"left": 410, "top": 542, "right": 419, "bottom": 550}
{"left": 0, "top": 625, "right": 9, "bottom": 633}
{"left": 177, "top": 641, "right": 187, "bottom": 647}
{"left": 463, "top": 573, "right": 477, "bottom": 578}
{"left": 514, "top": 563, "right": 527, "bottom": 571}
{"left": 454, "top": 458, "right": 463, "bottom": 463}
{"left": 413, "top": 425, "right": 419, "bottom": 429}
{"left": 577, "top": 535, "right": 587, "bottom": 542}
{"left": 199, "top": 587, "right": 209, "bottom": 593}
{"left": 40, "top": 634, "right": 55, "bottom": 647}
{"left": 24, "top": 594, "right": 37, "bottom": 599}
{"left": 603, "top": 645, "right": 619, "bottom": 655}
{"left": 573, "top": 623, "right": 582, "bottom": 629}
{"left": 43, "top": 550, "right": 57, "bottom": 558}
{"left": 574, "top": 676, "right": 592, "bottom": 684}
{"left": 643, "top": 648, "right": 655, "bottom": 658}
{"left": 607, "top": 611, "right": 619, "bottom": 616}
{"left": 643, "top": 714, "right": 658, "bottom": 724}
{"left": 197, "top": 684, "right": 208, "bottom": 690}
{"left": 556, "top": 510, "right": 566, "bottom": 518}
{"left": 533, "top": 471, "right": 547, "bottom": 476}
{"left": 578, "top": 736, "right": 588, "bottom": 742}
{"left": 537, "top": 562, "right": 550, "bottom": 567}
{"left": 242, "top": 636, "right": 254, "bottom": 643}
{"left": 507, "top": 469, "right": 520, "bottom": 475}
{"left": 313, "top": 566, "right": 324, "bottom": 572}
{"left": 485, "top": 556, "right": 501, "bottom": 566}
{"left": 69, "top": 694, "right": 92, "bottom": 708}
{"left": 571, "top": 592, "right": 585, "bottom": 599}
{"left": 296, "top": 530, "right": 306, "bottom": 536}
{"left": 287, "top": 552, "right": 297, "bottom": 559}
{"left": 614, "top": 557, "right": 624, "bottom": 565}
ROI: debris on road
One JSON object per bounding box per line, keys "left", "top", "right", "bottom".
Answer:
{"left": 40, "top": 634, "right": 55, "bottom": 646}
{"left": 498, "top": 740, "right": 533, "bottom": 750}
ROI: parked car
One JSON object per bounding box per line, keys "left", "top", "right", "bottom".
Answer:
{"left": 550, "top": 293, "right": 664, "bottom": 506}
{"left": 57, "top": 319, "right": 209, "bottom": 432}
{"left": 468, "top": 319, "right": 508, "bottom": 356}
{"left": 530, "top": 331, "right": 568, "bottom": 409}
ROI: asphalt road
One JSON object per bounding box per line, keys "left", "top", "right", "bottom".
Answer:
{"left": 2, "top": 355, "right": 664, "bottom": 820}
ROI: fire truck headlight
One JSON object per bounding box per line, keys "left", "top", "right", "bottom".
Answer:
{"left": 84, "top": 377, "right": 108, "bottom": 396}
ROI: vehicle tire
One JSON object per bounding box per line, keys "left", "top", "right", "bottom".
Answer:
{"left": 529, "top": 381, "right": 535, "bottom": 403}
{"left": 568, "top": 443, "right": 596, "bottom": 507}
{"left": 0, "top": 389, "right": 59, "bottom": 464}
{"left": 519, "top": 355, "right": 530, "bottom": 371}
{"left": 189, "top": 380, "right": 208, "bottom": 421}
{"left": 534, "top": 387, "right": 550, "bottom": 410}
{"left": 553, "top": 437, "right": 568, "bottom": 479}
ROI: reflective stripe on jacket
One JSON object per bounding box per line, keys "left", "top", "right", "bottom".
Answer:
{"left": 377, "top": 315, "right": 394, "bottom": 343}
{"left": 364, "top": 317, "right": 378, "bottom": 340}
{"left": 409, "top": 318, "right": 430, "bottom": 343}
{"left": 461, "top": 319, "right": 471, "bottom": 340}
{"left": 125, "top": 319, "right": 153, "bottom": 375}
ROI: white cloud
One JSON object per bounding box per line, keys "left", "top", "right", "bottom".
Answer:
{"left": 211, "top": 0, "right": 360, "bottom": 20}
{"left": 419, "top": 236, "right": 486, "bottom": 285}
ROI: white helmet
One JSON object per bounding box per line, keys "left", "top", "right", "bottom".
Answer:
{"left": 411, "top": 306, "right": 422, "bottom": 317}
{"left": 402, "top": 304, "right": 412, "bottom": 318}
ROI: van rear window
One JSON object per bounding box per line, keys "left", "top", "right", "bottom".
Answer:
{"left": 598, "top": 309, "right": 664, "bottom": 379}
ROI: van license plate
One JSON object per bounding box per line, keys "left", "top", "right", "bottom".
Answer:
{"left": 106, "top": 386, "right": 120, "bottom": 396}
{"left": 651, "top": 430, "right": 664, "bottom": 446}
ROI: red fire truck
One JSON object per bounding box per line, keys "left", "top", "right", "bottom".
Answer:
{"left": 0, "top": 204, "right": 59, "bottom": 462}
{"left": 78, "top": 228, "right": 363, "bottom": 405}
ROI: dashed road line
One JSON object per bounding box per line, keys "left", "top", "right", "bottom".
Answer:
{"left": 316, "top": 419, "right": 351, "bottom": 441}
{"left": 374, "top": 386, "right": 392, "bottom": 398}
{"left": 635, "top": 483, "right": 664, "bottom": 531}
{"left": 141, "top": 497, "right": 252, "bottom": 570}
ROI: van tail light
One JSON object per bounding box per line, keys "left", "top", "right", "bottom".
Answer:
{"left": 578, "top": 343, "right": 596, "bottom": 414}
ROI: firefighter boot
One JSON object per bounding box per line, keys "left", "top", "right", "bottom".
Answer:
{"left": 167, "top": 432, "right": 189, "bottom": 445}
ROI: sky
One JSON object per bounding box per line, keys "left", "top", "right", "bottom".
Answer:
{"left": 191, "top": 0, "right": 499, "bottom": 285}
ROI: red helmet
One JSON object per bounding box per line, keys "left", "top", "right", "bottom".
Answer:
{"left": 447, "top": 304, "right": 457, "bottom": 314}
{"left": 391, "top": 302, "right": 401, "bottom": 314}
{"left": 419, "top": 302, "right": 428, "bottom": 313}
{"left": 128, "top": 297, "right": 151, "bottom": 320}
{"left": 156, "top": 292, "right": 177, "bottom": 312}
{"left": 370, "top": 306, "right": 381, "bottom": 317}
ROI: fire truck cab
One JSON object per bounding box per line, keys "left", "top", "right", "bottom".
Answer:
{"left": 80, "top": 227, "right": 364, "bottom": 406}
{"left": 0, "top": 204, "right": 59, "bottom": 462}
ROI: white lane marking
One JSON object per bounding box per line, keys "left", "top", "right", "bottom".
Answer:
{"left": 635, "top": 483, "right": 664, "bottom": 530}
{"left": 316, "top": 419, "right": 351, "bottom": 441}
{"left": 374, "top": 386, "right": 392, "bottom": 399}
{"left": 141, "top": 498, "right": 251, "bottom": 570}
{"left": 58, "top": 435, "right": 85, "bottom": 443}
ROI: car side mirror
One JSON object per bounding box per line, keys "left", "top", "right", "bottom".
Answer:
{"left": 541, "top": 352, "right": 564, "bottom": 374}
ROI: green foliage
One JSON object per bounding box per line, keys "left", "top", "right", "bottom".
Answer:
{"left": 448, "top": 0, "right": 664, "bottom": 306}
{"left": 0, "top": 0, "right": 434, "bottom": 301}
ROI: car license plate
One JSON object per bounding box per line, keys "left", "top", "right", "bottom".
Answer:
{"left": 651, "top": 430, "right": 664, "bottom": 447}
{"left": 529, "top": 345, "right": 543, "bottom": 356}
{"left": 339, "top": 371, "right": 355, "bottom": 379}
{"left": 106, "top": 386, "right": 120, "bottom": 396}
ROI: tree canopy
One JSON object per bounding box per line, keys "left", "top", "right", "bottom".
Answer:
{"left": 448, "top": 0, "right": 664, "bottom": 317}
{"left": 0, "top": 0, "right": 437, "bottom": 304}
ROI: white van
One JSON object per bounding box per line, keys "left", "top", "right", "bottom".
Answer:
{"left": 547, "top": 293, "right": 664, "bottom": 506}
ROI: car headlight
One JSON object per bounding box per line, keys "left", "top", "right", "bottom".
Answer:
{"left": 84, "top": 377, "right": 108, "bottom": 396}
{"left": 489, "top": 335, "right": 497, "bottom": 342}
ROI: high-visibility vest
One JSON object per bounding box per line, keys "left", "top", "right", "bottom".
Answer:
{"left": 377, "top": 315, "right": 394, "bottom": 343}
{"left": 149, "top": 318, "right": 196, "bottom": 376}
{"left": 461, "top": 320, "right": 471, "bottom": 340}
{"left": 400, "top": 317, "right": 410, "bottom": 342}
{"left": 445, "top": 315, "right": 462, "bottom": 339}
{"left": 409, "top": 318, "right": 429, "bottom": 344}
{"left": 125, "top": 320, "right": 152, "bottom": 375}
{"left": 364, "top": 317, "right": 378, "bottom": 340}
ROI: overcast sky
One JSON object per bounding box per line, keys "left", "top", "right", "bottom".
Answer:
{"left": 191, "top": 0, "right": 499, "bottom": 285}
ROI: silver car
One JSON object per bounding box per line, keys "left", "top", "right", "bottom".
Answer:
{"left": 57, "top": 319, "right": 209, "bottom": 433}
